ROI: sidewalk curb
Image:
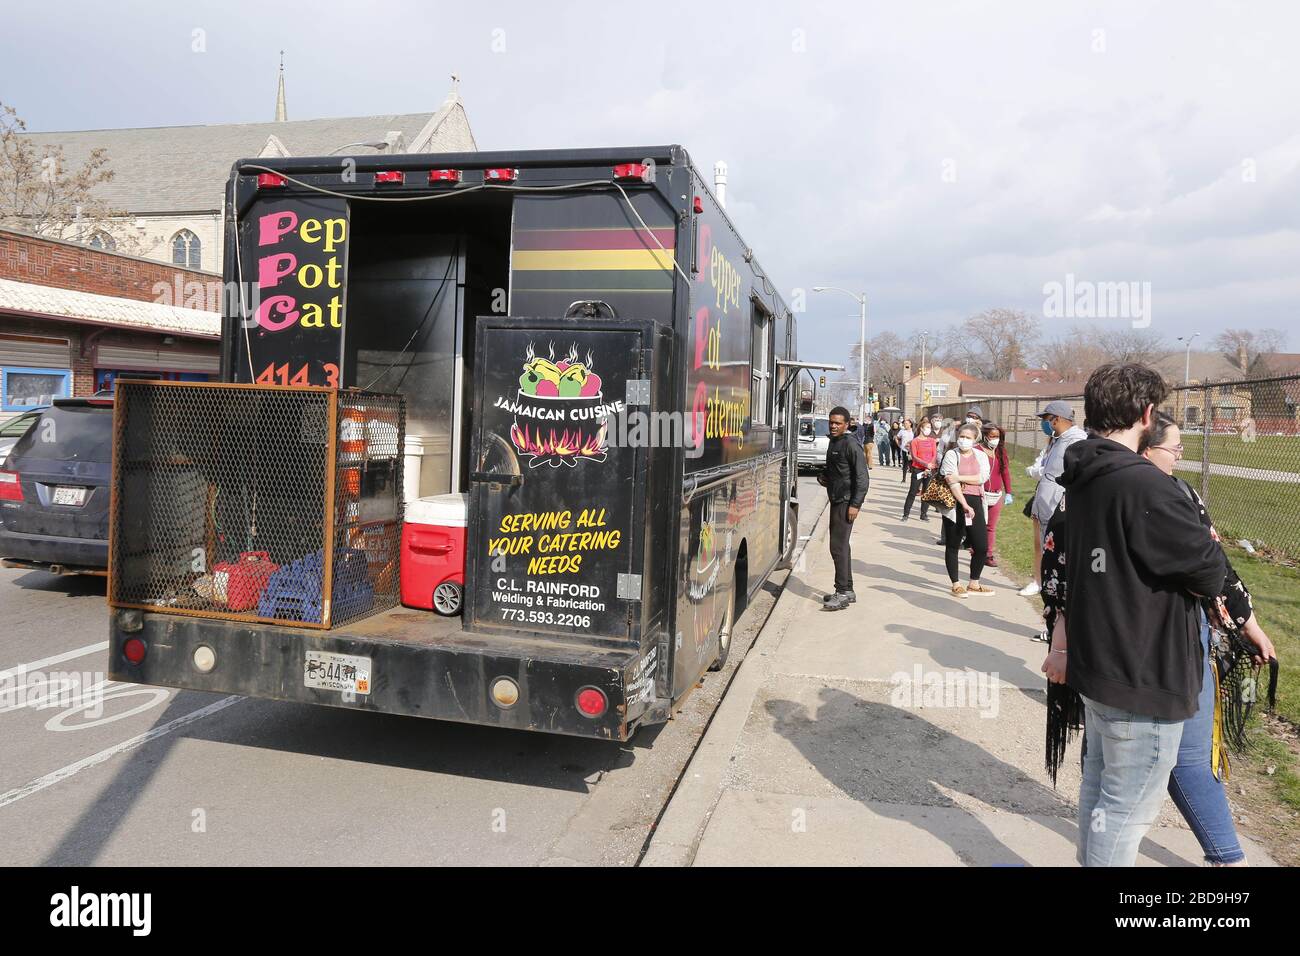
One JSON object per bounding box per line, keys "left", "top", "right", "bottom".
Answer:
{"left": 640, "top": 496, "right": 832, "bottom": 867}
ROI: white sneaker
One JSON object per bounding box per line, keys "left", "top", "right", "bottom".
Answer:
{"left": 1018, "top": 581, "right": 1041, "bottom": 597}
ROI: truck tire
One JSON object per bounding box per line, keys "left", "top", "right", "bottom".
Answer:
{"left": 709, "top": 577, "right": 736, "bottom": 671}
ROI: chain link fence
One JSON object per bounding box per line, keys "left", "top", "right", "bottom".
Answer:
{"left": 929, "top": 373, "right": 1300, "bottom": 561}
{"left": 109, "top": 382, "right": 404, "bottom": 628}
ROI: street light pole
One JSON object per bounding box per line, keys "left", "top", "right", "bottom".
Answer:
{"left": 919, "top": 331, "right": 928, "bottom": 422}
{"left": 813, "top": 286, "right": 867, "bottom": 422}
{"left": 1177, "top": 331, "right": 1200, "bottom": 385}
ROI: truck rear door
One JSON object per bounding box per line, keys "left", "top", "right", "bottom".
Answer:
{"left": 466, "top": 318, "right": 648, "bottom": 642}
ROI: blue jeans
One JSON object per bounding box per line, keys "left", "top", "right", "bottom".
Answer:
{"left": 1167, "top": 617, "right": 1246, "bottom": 864}
{"left": 1077, "top": 696, "right": 1184, "bottom": 866}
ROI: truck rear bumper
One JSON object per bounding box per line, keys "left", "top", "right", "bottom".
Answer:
{"left": 108, "top": 608, "right": 653, "bottom": 741}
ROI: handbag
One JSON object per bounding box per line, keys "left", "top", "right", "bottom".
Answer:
{"left": 919, "top": 475, "right": 956, "bottom": 511}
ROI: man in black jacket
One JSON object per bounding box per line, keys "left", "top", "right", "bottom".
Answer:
{"left": 1043, "top": 363, "right": 1225, "bottom": 866}
{"left": 818, "top": 406, "right": 868, "bottom": 610}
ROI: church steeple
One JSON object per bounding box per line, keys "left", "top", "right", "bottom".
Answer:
{"left": 275, "top": 51, "right": 287, "bottom": 122}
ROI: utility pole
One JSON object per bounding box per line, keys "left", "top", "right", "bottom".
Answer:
{"left": 813, "top": 286, "right": 867, "bottom": 422}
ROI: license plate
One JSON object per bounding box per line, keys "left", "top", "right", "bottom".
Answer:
{"left": 303, "top": 650, "right": 371, "bottom": 695}
{"left": 52, "top": 486, "right": 86, "bottom": 506}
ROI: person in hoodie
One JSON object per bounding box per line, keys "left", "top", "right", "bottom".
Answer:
{"left": 818, "top": 406, "right": 869, "bottom": 611}
{"left": 1041, "top": 364, "right": 1225, "bottom": 867}
{"left": 1042, "top": 412, "right": 1278, "bottom": 865}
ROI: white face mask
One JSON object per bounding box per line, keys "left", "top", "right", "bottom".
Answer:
{"left": 987, "top": 437, "right": 1000, "bottom": 448}
{"left": 921, "top": 426, "right": 932, "bottom": 435}
{"left": 957, "top": 437, "right": 975, "bottom": 452}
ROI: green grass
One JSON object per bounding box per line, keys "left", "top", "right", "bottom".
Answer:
{"left": 1001, "top": 445, "right": 1300, "bottom": 562}
{"left": 997, "top": 446, "right": 1300, "bottom": 814}
{"left": 1244, "top": 732, "right": 1300, "bottom": 814}
{"left": 1181, "top": 434, "right": 1300, "bottom": 473}
{"left": 989, "top": 447, "right": 1044, "bottom": 585}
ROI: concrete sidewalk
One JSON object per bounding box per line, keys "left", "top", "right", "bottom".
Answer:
{"left": 643, "top": 466, "right": 1275, "bottom": 867}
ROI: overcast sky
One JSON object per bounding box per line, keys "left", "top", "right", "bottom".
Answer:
{"left": 4, "top": 0, "right": 1297, "bottom": 360}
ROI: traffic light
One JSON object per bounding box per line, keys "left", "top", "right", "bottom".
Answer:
{"left": 819, "top": 375, "right": 826, "bottom": 388}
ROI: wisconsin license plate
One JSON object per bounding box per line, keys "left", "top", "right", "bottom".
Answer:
{"left": 52, "top": 486, "right": 86, "bottom": 506}
{"left": 303, "top": 650, "right": 372, "bottom": 695}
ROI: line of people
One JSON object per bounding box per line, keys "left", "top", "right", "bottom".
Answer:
{"left": 889, "top": 406, "right": 1013, "bottom": 596}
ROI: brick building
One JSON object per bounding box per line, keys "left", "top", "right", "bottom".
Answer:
{"left": 0, "top": 228, "right": 219, "bottom": 421}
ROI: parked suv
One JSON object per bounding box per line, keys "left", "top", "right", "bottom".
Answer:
{"left": 797, "top": 415, "right": 831, "bottom": 473}
{"left": 0, "top": 397, "right": 114, "bottom": 574}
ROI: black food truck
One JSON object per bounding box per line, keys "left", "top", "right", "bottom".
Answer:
{"left": 107, "top": 145, "right": 825, "bottom": 740}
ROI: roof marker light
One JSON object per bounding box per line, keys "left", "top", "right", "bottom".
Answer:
{"left": 483, "top": 168, "right": 518, "bottom": 182}
{"left": 613, "top": 163, "right": 649, "bottom": 181}
{"left": 257, "top": 172, "right": 287, "bottom": 188}
{"left": 374, "top": 170, "right": 404, "bottom": 185}
{"left": 428, "top": 169, "right": 462, "bottom": 184}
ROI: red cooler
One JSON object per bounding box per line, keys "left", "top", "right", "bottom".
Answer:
{"left": 401, "top": 493, "right": 467, "bottom": 616}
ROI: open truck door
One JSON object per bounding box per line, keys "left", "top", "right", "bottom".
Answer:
{"left": 466, "top": 317, "right": 671, "bottom": 637}
{"left": 465, "top": 316, "right": 674, "bottom": 729}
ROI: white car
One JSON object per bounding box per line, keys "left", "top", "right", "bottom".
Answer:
{"left": 797, "top": 415, "right": 831, "bottom": 472}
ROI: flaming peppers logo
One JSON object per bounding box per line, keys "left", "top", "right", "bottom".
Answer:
{"left": 496, "top": 342, "right": 621, "bottom": 468}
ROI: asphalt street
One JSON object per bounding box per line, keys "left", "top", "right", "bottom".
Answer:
{"left": 0, "top": 478, "right": 823, "bottom": 866}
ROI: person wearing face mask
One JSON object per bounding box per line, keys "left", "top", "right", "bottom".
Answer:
{"left": 896, "top": 418, "right": 915, "bottom": 481}
{"left": 939, "top": 422, "right": 993, "bottom": 597}
{"left": 1020, "top": 400, "right": 1087, "bottom": 599}
{"left": 980, "top": 423, "right": 1012, "bottom": 567}
{"left": 902, "top": 418, "right": 938, "bottom": 520}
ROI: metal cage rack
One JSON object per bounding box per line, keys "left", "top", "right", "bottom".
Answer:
{"left": 109, "top": 381, "right": 404, "bottom": 629}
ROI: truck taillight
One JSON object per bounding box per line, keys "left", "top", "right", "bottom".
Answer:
{"left": 693, "top": 195, "right": 704, "bottom": 214}
{"left": 374, "top": 170, "right": 404, "bottom": 185}
{"left": 428, "top": 169, "right": 462, "bottom": 184}
{"left": 123, "top": 638, "right": 147, "bottom": 665}
{"left": 613, "top": 163, "right": 648, "bottom": 181}
{"left": 576, "top": 687, "right": 607, "bottom": 718}
{"left": 0, "top": 470, "right": 21, "bottom": 501}
{"left": 483, "top": 168, "right": 517, "bottom": 182}
{"left": 257, "top": 172, "right": 287, "bottom": 188}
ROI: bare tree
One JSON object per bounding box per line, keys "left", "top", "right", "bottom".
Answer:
{"left": 1037, "top": 325, "right": 1165, "bottom": 378}
{"left": 0, "top": 102, "right": 136, "bottom": 249}
{"left": 859, "top": 331, "right": 907, "bottom": 391}
{"left": 1214, "top": 328, "right": 1287, "bottom": 373}
{"left": 1036, "top": 330, "right": 1104, "bottom": 382}
{"left": 949, "top": 308, "right": 1039, "bottom": 381}
{"left": 1096, "top": 328, "right": 1167, "bottom": 366}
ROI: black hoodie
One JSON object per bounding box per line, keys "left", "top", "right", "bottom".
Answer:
{"left": 1056, "top": 437, "right": 1225, "bottom": 720}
